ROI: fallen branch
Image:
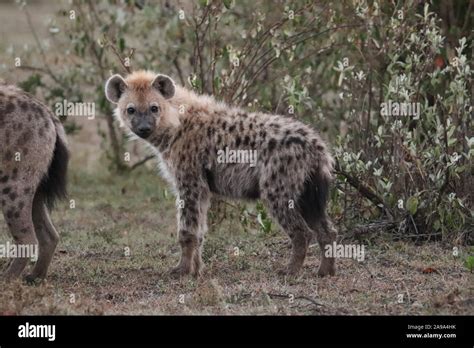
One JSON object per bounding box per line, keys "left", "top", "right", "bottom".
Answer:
{"left": 130, "top": 155, "right": 155, "bottom": 171}
{"left": 335, "top": 160, "right": 393, "bottom": 219}
{"left": 351, "top": 220, "right": 398, "bottom": 237}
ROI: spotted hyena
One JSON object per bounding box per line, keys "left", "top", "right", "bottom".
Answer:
{"left": 105, "top": 71, "right": 336, "bottom": 277}
{"left": 0, "top": 81, "right": 69, "bottom": 282}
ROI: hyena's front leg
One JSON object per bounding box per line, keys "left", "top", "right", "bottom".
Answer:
{"left": 170, "top": 183, "right": 210, "bottom": 278}
{"left": 193, "top": 190, "right": 210, "bottom": 275}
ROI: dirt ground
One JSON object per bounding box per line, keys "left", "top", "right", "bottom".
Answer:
{"left": 0, "top": 169, "right": 472, "bottom": 315}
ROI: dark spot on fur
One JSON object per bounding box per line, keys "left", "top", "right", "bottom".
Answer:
{"left": 235, "top": 136, "right": 241, "bottom": 147}
{"left": 179, "top": 230, "right": 197, "bottom": 246}
{"left": 296, "top": 128, "right": 307, "bottom": 136}
{"left": 286, "top": 137, "right": 306, "bottom": 148}
{"left": 2, "top": 187, "right": 11, "bottom": 194}
{"left": 268, "top": 138, "right": 277, "bottom": 152}
{"left": 228, "top": 125, "right": 236, "bottom": 133}
{"left": 17, "top": 129, "right": 33, "bottom": 146}
{"left": 207, "top": 127, "right": 214, "bottom": 137}
{"left": 19, "top": 101, "right": 29, "bottom": 111}
{"left": 0, "top": 175, "right": 8, "bottom": 183}
{"left": 9, "top": 192, "right": 17, "bottom": 201}
{"left": 5, "top": 102, "right": 15, "bottom": 114}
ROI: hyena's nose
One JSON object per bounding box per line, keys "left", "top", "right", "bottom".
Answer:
{"left": 136, "top": 126, "right": 152, "bottom": 139}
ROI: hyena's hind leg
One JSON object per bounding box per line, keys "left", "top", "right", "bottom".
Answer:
{"left": 24, "top": 191, "right": 59, "bottom": 282}
{"left": 1, "top": 182, "right": 37, "bottom": 280}
{"left": 311, "top": 214, "right": 337, "bottom": 276}
{"left": 262, "top": 195, "right": 312, "bottom": 276}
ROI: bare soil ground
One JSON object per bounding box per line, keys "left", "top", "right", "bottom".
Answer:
{"left": 0, "top": 169, "right": 472, "bottom": 315}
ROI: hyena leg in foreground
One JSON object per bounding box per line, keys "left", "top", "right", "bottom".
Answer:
{"left": 1, "top": 183, "right": 36, "bottom": 280}
{"left": 25, "top": 191, "right": 60, "bottom": 282}
{"left": 171, "top": 180, "right": 210, "bottom": 277}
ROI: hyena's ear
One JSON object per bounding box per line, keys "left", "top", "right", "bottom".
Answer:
{"left": 105, "top": 74, "right": 127, "bottom": 104}
{"left": 152, "top": 74, "right": 175, "bottom": 99}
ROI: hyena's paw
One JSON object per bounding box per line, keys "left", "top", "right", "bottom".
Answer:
{"left": 277, "top": 264, "right": 302, "bottom": 277}
{"left": 169, "top": 264, "right": 191, "bottom": 278}
{"left": 24, "top": 274, "right": 44, "bottom": 285}
{"left": 317, "top": 259, "right": 336, "bottom": 277}
{"left": 170, "top": 263, "right": 203, "bottom": 279}
{"left": 169, "top": 263, "right": 203, "bottom": 278}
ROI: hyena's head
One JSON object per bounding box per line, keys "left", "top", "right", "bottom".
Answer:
{"left": 105, "top": 70, "right": 176, "bottom": 139}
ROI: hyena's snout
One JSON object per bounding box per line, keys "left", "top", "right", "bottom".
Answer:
{"left": 132, "top": 113, "right": 155, "bottom": 139}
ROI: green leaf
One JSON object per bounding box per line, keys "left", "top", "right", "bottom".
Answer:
{"left": 223, "top": 0, "right": 233, "bottom": 9}
{"left": 406, "top": 196, "right": 419, "bottom": 215}
{"left": 464, "top": 255, "right": 474, "bottom": 272}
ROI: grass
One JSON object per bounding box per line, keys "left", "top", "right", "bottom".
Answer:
{"left": 0, "top": 167, "right": 472, "bottom": 315}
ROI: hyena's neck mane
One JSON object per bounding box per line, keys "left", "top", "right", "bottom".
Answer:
{"left": 170, "top": 86, "right": 230, "bottom": 120}
{"left": 149, "top": 86, "right": 230, "bottom": 154}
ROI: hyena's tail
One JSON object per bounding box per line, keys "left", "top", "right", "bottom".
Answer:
{"left": 38, "top": 121, "right": 69, "bottom": 209}
{"left": 298, "top": 170, "right": 330, "bottom": 226}
{"left": 298, "top": 154, "right": 334, "bottom": 228}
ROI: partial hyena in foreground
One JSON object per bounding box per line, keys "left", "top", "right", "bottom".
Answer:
{"left": 105, "top": 71, "right": 337, "bottom": 277}
{"left": 0, "top": 82, "right": 69, "bottom": 282}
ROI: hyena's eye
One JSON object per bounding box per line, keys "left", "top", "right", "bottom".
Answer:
{"left": 150, "top": 105, "right": 159, "bottom": 113}
{"left": 127, "top": 107, "right": 135, "bottom": 115}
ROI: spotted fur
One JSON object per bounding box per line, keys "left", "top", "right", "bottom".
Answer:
{"left": 105, "top": 70, "right": 336, "bottom": 277}
{"left": 0, "top": 83, "right": 69, "bottom": 282}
